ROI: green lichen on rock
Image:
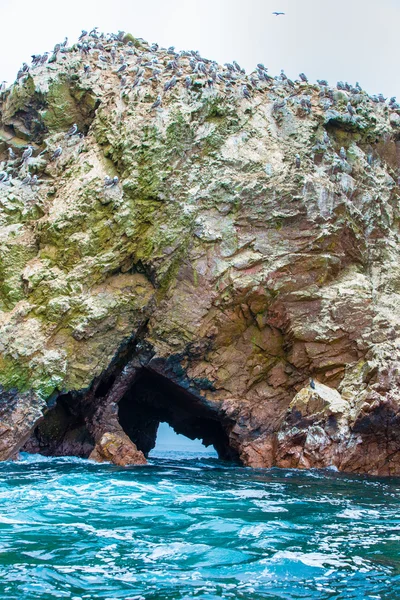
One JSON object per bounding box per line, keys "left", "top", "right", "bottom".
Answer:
{"left": 1, "top": 75, "right": 37, "bottom": 123}
{"left": 41, "top": 78, "right": 85, "bottom": 131}
{"left": 0, "top": 354, "right": 31, "bottom": 392}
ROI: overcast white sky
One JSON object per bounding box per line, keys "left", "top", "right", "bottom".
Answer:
{"left": 0, "top": 0, "right": 399, "bottom": 99}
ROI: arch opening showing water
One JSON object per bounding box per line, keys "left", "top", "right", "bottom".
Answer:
{"left": 149, "top": 422, "right": 218, "bottom": 458}
{"left": 22, "top": 365, "right": 239, "bottom": 462}
{"left": 117, "top": 367, "right": 238, "bottom": 461}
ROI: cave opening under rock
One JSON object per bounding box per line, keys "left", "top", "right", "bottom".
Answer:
{"left": 23, "top": 365, "right": 239, "bottom": 463}
{"left": 117, "top": 368, "right": 238, "bottom": 461}
{"left": 22, "top": 392, "right": 95, "bottom": 458}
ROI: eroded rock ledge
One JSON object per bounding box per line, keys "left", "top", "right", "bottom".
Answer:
{"left": 1, "top": 32, "right": 400, "bottom": 475}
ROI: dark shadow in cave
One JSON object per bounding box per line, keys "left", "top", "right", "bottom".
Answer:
{"left": 118, "top": 368, "right": 239, "bottom": 461}
{"left": 22, "top": 392, "right": 94, "bottom": 457}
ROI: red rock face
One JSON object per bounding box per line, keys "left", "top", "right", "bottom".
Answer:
{"left": 1, "top": 35, "right": 400, "bottom": 474}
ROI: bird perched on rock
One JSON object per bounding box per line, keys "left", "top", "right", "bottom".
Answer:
{"left": 320, "top": 100, "right": 331, "bottom": 111}
{"left": 151, "top": 95, "right": 162, "bottom": 108}
{"left": 164, "top": 76, "right": 177, "bottom": 91}
{"left": 66, "top": 123, "right": 78, "bottom": 137}
{"left": 110, "top": 46, "right": 117, "bottom": 64}
{"left": 21, "top": 146, "right": 33, "bottom": 163}
{"left": 310, "top": 378, "right": 316, "bottom": 390}
{"left": 299, "top": 72, "right": 308, "bottom": 83}
{"left": 295, "top": 154, "right": 301, "bottom": 168}
{"left": 317, "top": 79, "right": 328, "bottom": 86}
{"left": 0, "top": 171, "right": 8, "bottom": 182}
{"left": 150, "top": 67, "right": 161, "bottom": 80}
{"left": 98, "top": 55, "right": 108, "bottom": 63}
{"left": 21, "top": 173, "right": 32, "bottom": 185}
{"left": 84, "top": 64, "right": 91, "bottom": 75}
{"left": 339, "top": 147, "right": 347, "bottom": 160}
{"left": 242, "top": 85, "right": 251, "bottom": 99}
{"left": 31, "top": 175, "right": 38, "bottom": 186}
{"left": 347, "top": 103, "right": 355, "bottom": 116}
{"left": 62, "top": 37, "right": 68, "bottom": 48}
{"left": 367, "top": 153, "right": 373, "bottom": 166}
{"left": 165, "top": 59, "right": 177, "bottom": 71}
{"left": 117, "top": 63, "right": 127, "bottom": 73}
{"left": 17, "top": 69, "right": 27, "bottom": 80}
{"left": 51, "top": 146, "right": 62, "bottom": 161}
{"left": 132, "top": 76, "right": 142, "bottom": 89}
{"left": 40, "top": 53, "right": 49, "bottom": 64}
{"left": 104, "top": 175, "right": 119, "bottom": 187}
{"left": 7, "top": 147, "right": 16, "bottom": 160}
{"left": 273, "top": 100, "right": 286, "bottom": 111}
{"left": 185, "top": 76, "right": 192, "bottom": 89}
{"left": 197, "top": 61, "right": 207, "bottom": 75}
{"left": 78, "top": 30, "right": 88, "bottom": 40}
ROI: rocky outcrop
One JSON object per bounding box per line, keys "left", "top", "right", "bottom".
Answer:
{"left": 89, "top": 432, "right": 146, "bottom": 466}
{"left": 0, "top": 32, "right": 400, "bottom": 474}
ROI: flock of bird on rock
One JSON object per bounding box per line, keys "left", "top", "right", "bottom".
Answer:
{"left": 0, "top": 27, "right": 399, "bottom": 192}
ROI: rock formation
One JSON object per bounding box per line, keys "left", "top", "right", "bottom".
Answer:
{"left": 1, "top": 32, "right": 400, "bottom": 474}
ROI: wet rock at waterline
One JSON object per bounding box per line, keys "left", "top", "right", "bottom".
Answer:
{"left": 1, "top": 33, "right": 400, "bottom": 474}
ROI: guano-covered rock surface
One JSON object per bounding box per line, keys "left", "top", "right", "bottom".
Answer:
{"left": 1, "top": 31, "right": 400, "bottom": 475}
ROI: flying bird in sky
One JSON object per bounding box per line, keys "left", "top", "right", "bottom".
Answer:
{"left": 272, "top": 11, "right": 285, "bottom": 16}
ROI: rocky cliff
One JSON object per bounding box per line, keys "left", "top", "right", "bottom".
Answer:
{"left": 1, "top": 31, "right": 400, "bottom": 475}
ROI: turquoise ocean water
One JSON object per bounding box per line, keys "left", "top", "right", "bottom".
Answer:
{"left": 0, "top": 450, "right": 399, "bottom": 599}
